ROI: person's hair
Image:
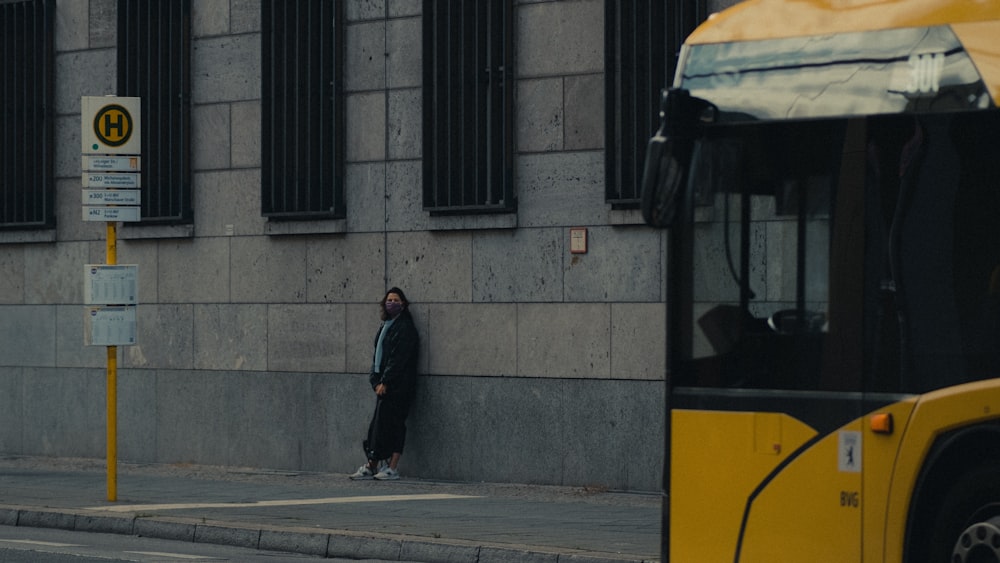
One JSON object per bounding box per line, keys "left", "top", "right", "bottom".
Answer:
{"left": 379, "top": 286, "right": 409, "bottom": 320}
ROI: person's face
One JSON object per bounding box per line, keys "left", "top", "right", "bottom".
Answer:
{"left": 385, "top": 293, "right": 403, "bottom": 306}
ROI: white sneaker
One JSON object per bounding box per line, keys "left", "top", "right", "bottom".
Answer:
{"left": 349, "top": 464, "right": 374, "bottom": 480}
{"left": 374, "top": 467, "right": 399, "bottom": 480}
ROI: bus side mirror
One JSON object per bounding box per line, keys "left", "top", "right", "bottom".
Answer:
{"left": 641, "top": 132, "right": 685, "bottom": 228}
{"left": 641, "top": 88, "right": 715, "bottom": 228}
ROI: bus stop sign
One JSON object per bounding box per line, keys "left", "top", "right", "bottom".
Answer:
{"left": 81, "top": 96, "right": 141, "bottom": 155}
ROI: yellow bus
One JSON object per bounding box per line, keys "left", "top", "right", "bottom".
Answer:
{"left": 640, "top": 1, "right": 1000, "bottom": 561}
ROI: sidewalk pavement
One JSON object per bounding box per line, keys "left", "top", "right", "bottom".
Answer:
{"left": 0, "top": 456, "right": 662, "bottom": 563}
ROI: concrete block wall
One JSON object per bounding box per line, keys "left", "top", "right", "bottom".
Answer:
{"left": 0, "top": 0, "right": 759, "bottom": 492}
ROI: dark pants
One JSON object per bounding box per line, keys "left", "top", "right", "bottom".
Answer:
{"left": 363, "top": 395, "right": 411, "bottom": 462}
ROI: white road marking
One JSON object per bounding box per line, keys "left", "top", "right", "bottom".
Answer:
{"left": 0, "top": 539, "right": 83, "bottom": 547}
{"left": 125, "top": 551, "right": 216, "bottom": 559}
{"left": 85, "top": 493, "right": 479, "bottom": 512}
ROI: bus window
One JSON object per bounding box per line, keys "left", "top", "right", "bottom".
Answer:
{"left": 683, "top": 120, "right": 845, "bottom": 390}
{"left": 869, "top": 110, "right": 1000, "bottom": 393}
{"left": 677, "top": 110, "right": 1000, "bottom": 395}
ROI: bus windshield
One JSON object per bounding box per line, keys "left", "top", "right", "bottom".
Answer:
{"left": 680, "top": 26, "right": 991, "bottom": 121}
{"left": 677, "top": 110, "right": 1000, "bottom": 395}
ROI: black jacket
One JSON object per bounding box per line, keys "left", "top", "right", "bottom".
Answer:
{"left": 369, "top": 309, "right": 419, "bottom": 398}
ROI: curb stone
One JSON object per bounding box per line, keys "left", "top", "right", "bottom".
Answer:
{"left": 75, "top": 513, "right": 135, "bottom": 535}
{"left": 133, "top": 517, "right": 196, "bottom": 542}
{"left": 1, "top": 505, "right": 655, "bottom": 563}
{"left": 258, "top": 528, "right": 330, "bottom": 557}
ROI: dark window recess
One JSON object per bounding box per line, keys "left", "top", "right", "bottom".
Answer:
{"left": 423, "top": 0, "right": 514, "bottom": 215}
{"left": 118, "top": 0, "right": 193, "bottom": 224}
{"left": 0, "top": 0, "right": 55, "bottom": 230}
{"left": 261, "top": 0, "right": 345, "bottom": 220}
{"left": 605, "top": 0, "right": 706, "bottom": 207}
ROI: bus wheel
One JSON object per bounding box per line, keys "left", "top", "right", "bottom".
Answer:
{"left": 951, "top": 516, "right": 1000, "bottom": 563}
{"left": 926, "top": 463, "right": 1000, "bottom": 563}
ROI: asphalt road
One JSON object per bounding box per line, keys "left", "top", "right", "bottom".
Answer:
{"left": 0, "top": 525, "right": 432, "bottom": 562}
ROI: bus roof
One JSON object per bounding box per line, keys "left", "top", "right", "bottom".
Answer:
{"left": 687, "top": 0, "right": 1000, "bottom": 44}
{"left": 685, "top": 0, "right": 1000, "bottom": 107}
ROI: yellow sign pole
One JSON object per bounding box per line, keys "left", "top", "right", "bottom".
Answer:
{"left": 106, "top": 221, "right": 117, "bottom": 502}
{"left": 82, "top": 96, "right": 140, "bottom": 503}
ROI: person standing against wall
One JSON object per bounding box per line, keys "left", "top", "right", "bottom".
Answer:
{"left": 350, "top": 287, "right": 420, "bottom": 480}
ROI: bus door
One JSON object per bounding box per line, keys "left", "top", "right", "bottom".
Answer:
{"left": 863, "top": 108, "right": 1000, "bottom": 563}
{"left": 660, "top": 115, "right": 871, "bottom": 562}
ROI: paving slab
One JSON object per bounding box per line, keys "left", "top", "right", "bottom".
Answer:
{"left": 0, "top": 456, "right": 661, "bottom": 562}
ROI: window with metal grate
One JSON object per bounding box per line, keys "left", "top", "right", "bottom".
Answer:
{"left": 0, "top": 0, "right": 55, "bottom": 230}
{"left": 117, "top": 0, "right": 192, "bottom": 224}
{"left": 605, "top": 0, "right": 706, "bottom": 208}
{"left": 261, "top": 0, "right": 345, "bottom": 221}
{"left": 422, "top": 0, "right": 515, "bottom": 216}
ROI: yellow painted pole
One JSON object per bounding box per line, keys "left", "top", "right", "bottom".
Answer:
{"left": 106, "top": 221, "right": 117, "bottom": 502}
{"left": 107, "top": 344, "right": 117, "bottom": 501}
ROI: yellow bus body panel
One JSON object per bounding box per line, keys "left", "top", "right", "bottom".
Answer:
{"left": 687, "top": 0, "right": 1000, "bottom": 45}
{"left": 670, "top": 410, "right": 818, "bottom": 561}
{"left": 861, "top": 399, "right": 917, "bottom": 563}
{"left": 881, "top": 380, "right": 1000, "bottom": 562}
{"left": 738, "top": 418, "right": 862, "bottom": 562}
{"left": 671, "top": 383, "right": 1000, "bottom": 562}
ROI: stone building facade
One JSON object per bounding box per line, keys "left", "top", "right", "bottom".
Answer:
{"left": 0, "top": 0, "right": 735, "bottom": 491}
